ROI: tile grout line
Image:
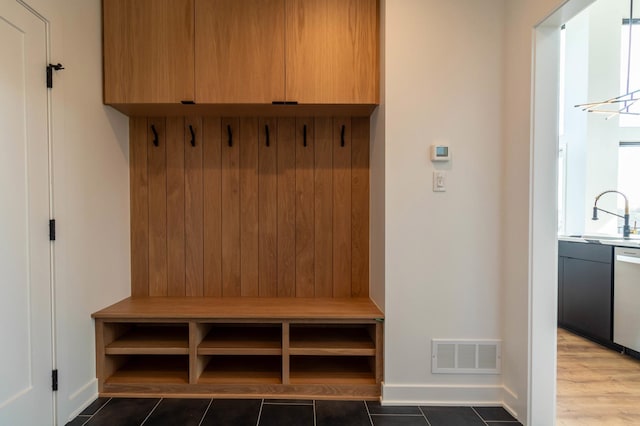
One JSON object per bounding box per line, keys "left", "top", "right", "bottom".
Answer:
{"left": 418, "top": 406, "right": 433, "bottom": 426}
{"left": 471, "top": 407, "right": 490, "bottom": 426}
{"left": 197, "top": 399, "right": 214, "bottom": 426}
{"left": 363, "top": 400, "right": 374, "bottom": 426}
{"left": 139, "top": 398, "right": 163, "bottom": 426}
{"left": 312, "top": 400, "right": 317, "bottom": 426}
{"left": 81, "top": 397, "right": 112, "bottom": 426}
{"left": 255, "top": 398, "right": 265, "bottom": 426}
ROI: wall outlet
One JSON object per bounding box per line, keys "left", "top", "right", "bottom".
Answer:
{"left": 433, "top": 171, "right": 446, "bottom": 192}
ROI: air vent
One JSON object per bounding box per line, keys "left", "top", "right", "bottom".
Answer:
{"left": 431, "top": 340, "right": 501, "bottom": 374}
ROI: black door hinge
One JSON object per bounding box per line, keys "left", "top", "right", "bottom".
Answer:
{"left": 46, "top": 63, "right": 64, "bottom": 89}
{"left": 52, "top": 370, "right": 58, "bottom": 391}
{"left": 49, "top": 219, "right": 56, "bottom": 241}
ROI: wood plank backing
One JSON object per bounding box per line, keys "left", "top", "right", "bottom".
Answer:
{"left": 128, "top": 115, "right": 369, "bottom": 299}
{"left": 295, "top": 118, "right": 315, "bottom": 297}
{"left": 277, "top": 119, "right": 296, "bottom": 297}
{"left": 130, "top": 118, "right": 149, "bottom": 296}
{"left": 148, "top": 118, "right": 168, "bottom": 296}
{"left": 166, "top": 117, "right": 186, "bottom": 296}
{"left": 222, "top": 118, "right": 241, "bottom": 296}
{"left": 240, "top": 118, "right": 259, "bottom": 296}
{"left": 259, "top": 118, "right": 278, "bottom": 297}
{"left": 314, "top": 118, "right": 333, "bottom": 297}
{"left": 185, "top": 117, "right": 204, "bottom": 296}
{"left": 351, "top": 118, "right": 370, "bottom": 297}
{"left": 203, "top": 117, "right": 222, "bottom": 296}
{"left": 333, "top": 118, "right": 352, "bottom": 297}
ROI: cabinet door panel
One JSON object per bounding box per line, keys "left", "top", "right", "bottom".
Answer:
{"left": 286, "top": 0, "right": 379, "bottom": 104}
{"left": 103, "top": 0, "right": 195, "bottom": 103}
{"left": 562, "top": 258, "right": 612, "bottom": 341}
{"left": 196, "top": 0, "right": 285, "bottom": 103}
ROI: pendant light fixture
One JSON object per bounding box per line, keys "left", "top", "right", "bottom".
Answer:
{"left": 575, "top": 0, "right": 640, "bottom": 118}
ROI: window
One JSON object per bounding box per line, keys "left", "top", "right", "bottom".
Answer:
{"left": 618, "top": 142, "right": 640, "bottom": 231}
{"left": 619, "top": 19, "right": 640, "bottom": 127}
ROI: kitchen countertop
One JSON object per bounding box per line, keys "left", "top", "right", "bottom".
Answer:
{"left": 559, "top": 234, "right": 640, "bottom": 248}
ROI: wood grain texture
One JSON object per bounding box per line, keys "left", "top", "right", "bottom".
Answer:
{"left": 333, "top": 119, "right": 352, "bottom": 297}
{"left": 203, "top": 117, "right": 223, "bottom": 296}
{"left": 295, "top": 118, "right": 315, "bottom": 297}
{"left": 109, "top": 103, "right": 377, "bottom": 118}
{"left": 148, "top": 118, "right": 168, "bottom": 296}
{"left": 195, "top": 0, "right": 285, "bottom": 103}
{"left": 285, "top": 0, "right": 379, "bottom": 104}
{"left": 557, "top": 328, "right": 640, "bottom": 425}
{"left": 129, "top": 115, "right": 369, "bottom": 300}
{"left": 93, "top": 297, "right": 383, "bottom": 320}
{"left": 240, "top": 118, "right": 260, "bottom": 296}
{"left": 130, "top": 118, "right": 149, "bottom": 296}
{"left": 103, "top": 0, "right": 194, "bottom": 103}
{"left": 282, "top": 322, "right": 290, "bottom": 384}
{"left": 222, "top": 118, "right": 241, "bottom": 296}
{"left": 259, "top": 118, "right": 278, "bottom": 297}
{"left": 351, "top": 118, "right": 369, "bottom": 297}
{"left": 100, "top": 383, "right": 381, "bottom": 399}
{"left": 166, "top": 118, "right": 186, "bottom": 296}
{"left": 314, "top": 118, "right": 334, "bottom": 297}
{"left": 277, "top": 119, "right": 296, "bottom": 296}
{"left": 185, "top": 117, "right": 204, "bottom": 296}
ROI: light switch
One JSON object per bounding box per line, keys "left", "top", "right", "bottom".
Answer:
{"left": 433, "top": 171, "right": 446, "bottom": 192}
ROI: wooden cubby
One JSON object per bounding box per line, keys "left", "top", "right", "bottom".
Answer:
{"left": 94, "top": 297, "right": 383, "bottom": 399}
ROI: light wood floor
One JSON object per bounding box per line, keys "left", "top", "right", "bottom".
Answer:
{"left": 557, "top": 328, "right": 640, "bottom": 425}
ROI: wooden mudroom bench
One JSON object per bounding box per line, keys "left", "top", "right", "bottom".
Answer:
{"left": 93, "top": 297, "right": 384, "bottom": 400}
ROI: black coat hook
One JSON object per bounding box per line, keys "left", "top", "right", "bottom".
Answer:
{"left": 151, "top": 124, "right": 158, "bottom": 147}
{"left": 340, "top": 125, "right": 345, "bottom": 148}
{"left": 189, "top": 125, "right": 195, "bottom": 147}
{"left": 227, "top": 125, "right": 233, "bottom": 147}
{"left": 265, "top": 124, "right": 270, "bottom": 147}
{"left": 303, "top": 124, "right": 307, "bottom": 147}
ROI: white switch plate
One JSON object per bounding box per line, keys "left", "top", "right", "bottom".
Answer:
{"left": 433, "top": 171, "right": 446, "bottom": 192}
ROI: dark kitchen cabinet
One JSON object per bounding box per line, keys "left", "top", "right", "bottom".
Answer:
{"left": 558, "top": 241, "right": 613, "bottom": 344}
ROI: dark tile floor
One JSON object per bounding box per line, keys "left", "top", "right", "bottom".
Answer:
{"left": 66, "top": 398, "right": 523, "bottom": 426}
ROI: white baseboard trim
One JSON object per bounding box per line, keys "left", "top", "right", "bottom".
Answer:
{"left": 64, "top": 379, "right": 99, "bottom": 422}
{"left": 382, "top": 383, "right": 522, "bottom": 424}
{"left": 501, "top": 385, "right": 521, "bottom": 421}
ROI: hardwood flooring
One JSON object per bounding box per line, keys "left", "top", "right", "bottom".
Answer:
{"left": 557, "top": 328, "right": 640, "bottom": 425}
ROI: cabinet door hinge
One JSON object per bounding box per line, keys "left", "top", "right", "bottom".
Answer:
{"left": 49, "top": 219, "right": 56, "bottom": 241}
{"left": 52, "top": 369, "right": 58, "bottom": 391}
{"left": 46, "top": 63, "right": 64, "bottom": 89}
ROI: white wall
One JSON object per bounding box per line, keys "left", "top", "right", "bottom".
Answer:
{"left": 21, "top": 0, "right": 131, "bottom": 424}
{"left": 382, "top": 0, "right": 506, "bottom": 406}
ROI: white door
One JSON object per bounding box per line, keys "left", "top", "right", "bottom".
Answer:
{"left": 0, "top": 0, "right": 54, "bottom": 425}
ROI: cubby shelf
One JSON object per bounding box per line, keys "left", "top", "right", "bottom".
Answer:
{"left": 94, "top": 297, "right": 383, "bottom": 399}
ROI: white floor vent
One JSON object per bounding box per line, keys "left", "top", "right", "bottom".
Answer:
{"left": 431, "top": 340, "right": 501, "bottom": 374}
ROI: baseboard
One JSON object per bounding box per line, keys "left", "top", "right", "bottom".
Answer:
{"left": 64, "top": 379, "right": 99, "bottom": 422}
{"left": 501, "top": 384, "right": 521, "bottom": 421}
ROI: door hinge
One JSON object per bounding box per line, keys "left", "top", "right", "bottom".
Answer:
{"left": 49, "top": 219, "right": 56, "bottom": 241}
{"left": 46, "top": 63, "right": 64, "bottom": 89}
{"left": 52, "top": 370, "right": 58, "bottom": 391}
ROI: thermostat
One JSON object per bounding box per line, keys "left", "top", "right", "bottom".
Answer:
{"left": 430, "top": 145, "right": 450, "bottom": 162}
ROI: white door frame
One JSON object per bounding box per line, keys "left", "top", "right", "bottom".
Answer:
{"left": 529, "top": 0, "right": 595, "bottom": 424}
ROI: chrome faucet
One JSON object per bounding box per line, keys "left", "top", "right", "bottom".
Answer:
{"left": 592, "top": 190, "right": 631, "bottom": 238}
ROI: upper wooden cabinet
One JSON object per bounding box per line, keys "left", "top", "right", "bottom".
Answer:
{"left": 195, "top": 0, "right": 286, "bottom": 103}
{"left": 285, "top": 0, "right": 379, "bottom": 104}
{"left": 103, "top": 0, "right": 195, "bottom": 104}
{"left": 103, "top": 0, "right": 378, "bottom": 107}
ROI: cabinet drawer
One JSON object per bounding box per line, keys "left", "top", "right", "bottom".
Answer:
{"left": 558, "top": 241, "right": 612, "bottom": 263}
